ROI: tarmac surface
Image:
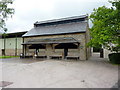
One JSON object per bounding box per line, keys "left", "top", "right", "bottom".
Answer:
{"left": 0, "top": 53, "right": 118, "bottom": 88}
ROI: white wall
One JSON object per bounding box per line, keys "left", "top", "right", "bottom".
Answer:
{"left": 104, "top": 49, "right": 115, "bottom": 58}
{"left": 0, "top": 37, "right": 23, "bottom": 56}
{"left": 0, "top": 39, "right": 4, "bottom": 49}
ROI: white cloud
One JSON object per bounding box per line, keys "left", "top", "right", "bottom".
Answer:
{"left": 6, "top": 0, "right": 111, "bottom": 33}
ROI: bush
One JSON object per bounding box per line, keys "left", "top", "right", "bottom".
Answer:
{"left": 108, "top": 53, "right": 120, "bottom": 64}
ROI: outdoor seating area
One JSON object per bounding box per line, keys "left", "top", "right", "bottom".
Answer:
{"left": 20, "top": 45, "right": 81, "bottom": 60}
{"left": 20, "top": 55, "right": 80, "bottom": 60}
{"left": 20, "top": 53, "right": 80, "bottom": 60}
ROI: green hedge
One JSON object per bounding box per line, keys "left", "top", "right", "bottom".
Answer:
{"left": 108, "top": 53, "right": 120, "bottom": 64}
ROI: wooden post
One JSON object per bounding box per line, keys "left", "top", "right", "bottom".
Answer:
{"left": 64, "top": 48, "right": 68, "bottom": 59}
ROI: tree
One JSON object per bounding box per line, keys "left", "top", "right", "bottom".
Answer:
{"left": 0, "top": 0, "right": 14, "bottom": 55}
{"left": 0, "top": 0, "right": 14, "bottom": 32}
{"left": 88, "top": 0, "right": 120, "bottom": 53}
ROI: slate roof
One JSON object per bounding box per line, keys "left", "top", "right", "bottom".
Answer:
{"left": 23, "top": 21, "right": 87, "bottom": 37}
{"left": 22, "top": 37, "right": 79, "bottom": 45}
{"left": 34, "top": 15, "right": 88, "bottom": 25}
{"left": 23, "top": 15, "right": 88, "bottom": 37}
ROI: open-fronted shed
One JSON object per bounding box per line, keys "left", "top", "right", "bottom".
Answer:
{"left": 22, "top": 15, "right": 91, "bottom": 60}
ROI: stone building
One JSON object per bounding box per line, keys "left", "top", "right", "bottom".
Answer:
{"left": 22, "top": 15, "right": 91, "bottom": 60}
{"left": 0, "top": 31, "right": 27, "bottom": 56}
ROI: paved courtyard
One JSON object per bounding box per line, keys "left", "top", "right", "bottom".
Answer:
{"left": 0, "top": 53, "right": 118, "bottom": 88}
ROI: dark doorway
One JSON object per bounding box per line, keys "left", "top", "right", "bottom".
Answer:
{"left": 93, "top": 46, "right": 104, "bottom": 58}
{"left": 2, "top": 49, "right": 5, "bottom": 55}
{"left": 100, "top": 48, "right": 104, "bottom": 58}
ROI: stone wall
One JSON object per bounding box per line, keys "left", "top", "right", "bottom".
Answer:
{"left": 24, "top": 33, "right": 88, "bottom": 60}
{"left": 85, "top": 24, "right": 91, "bottom": 59}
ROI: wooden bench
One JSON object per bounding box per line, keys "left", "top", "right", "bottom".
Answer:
{"left": 49, "top": 55, "right": 62, "bottom": 60}
{"left": 66, "top": 51, "right": 80, "bottom": 60}
{"left": 37, "top": 52, "right": 47, "bottom": 59}
{"left": 66, "top": 56, "right": 79, "bottom": 60}
{"left": 37, "top": 55, "right": 47, "bottom": 58}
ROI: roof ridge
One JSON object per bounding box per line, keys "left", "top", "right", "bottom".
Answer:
{"left": 34, "top": 15, "right": 88, "bottom": 25}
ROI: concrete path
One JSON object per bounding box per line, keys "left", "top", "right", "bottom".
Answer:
{"left": 0, "top": 53, "right": 118, "bottom": 88}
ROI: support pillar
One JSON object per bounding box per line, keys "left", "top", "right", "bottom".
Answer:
{"left": 64, "top": 48, "right": 68, "bottom": 59}
{"left": 24, "top": 45, "right": 27, "bottom": 56}
{"left": 46, "top": 44, "right": 53, "bottom": 59}
{"left": 79, "top": 44, "right": 86, "bottom": 60}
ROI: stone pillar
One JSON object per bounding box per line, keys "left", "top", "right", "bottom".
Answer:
{"left": 79, "top": 44, "right": 87, "bottom": 60}
{"left": 25, "top": 45, "right": 29, "bottom": 56}
{"left": 46, "top": 44, "right": 53, "bottom": 59}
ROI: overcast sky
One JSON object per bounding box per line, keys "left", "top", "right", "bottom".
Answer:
{"left": 4, "top": 0, "right": 111, "bottom": 33}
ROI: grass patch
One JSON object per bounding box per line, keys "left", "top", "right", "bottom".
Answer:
{"left": 0, "top": 56, "right": 19, "bottom": 59}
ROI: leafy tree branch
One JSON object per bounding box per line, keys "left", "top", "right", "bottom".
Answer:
{"left": 88, "top": 0, "right": 120, "bottom": 52}
{"left": 0, "top": 0, "right": 14, "bottom": 32}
